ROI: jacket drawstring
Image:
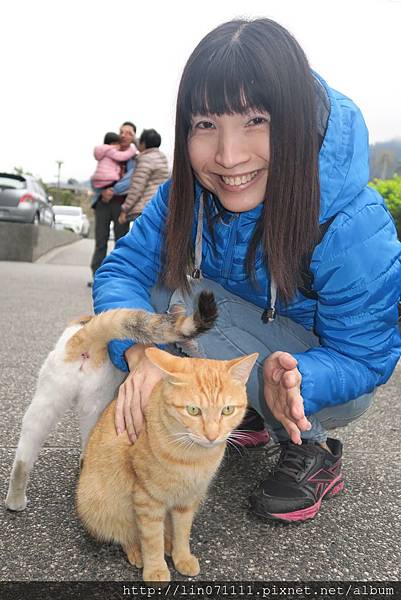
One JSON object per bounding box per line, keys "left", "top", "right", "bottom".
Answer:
{"left": 261, "top": 278, "right": 277, "bottom": 323}
{"left": 191, "top": 194, "right": 204, "bottom": 280}
{"left": 191, "top": 194, "right": 277, "bottom": 322}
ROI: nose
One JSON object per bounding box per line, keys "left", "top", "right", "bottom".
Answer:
{"left": 205, "top": 423, "right": 219, "bottom": 442}
{"left": 215, "top": 131, "right": 249, "bottom": 170}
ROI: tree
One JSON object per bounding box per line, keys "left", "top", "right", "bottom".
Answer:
{"left": 14, "top": 166, "right": 33, "bottom": 176}
{"left": 369, "top": 175, "right": 401, "bottom": 238}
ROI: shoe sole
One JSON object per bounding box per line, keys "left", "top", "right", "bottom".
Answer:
{"left": 253, "top": 476, "right": 344, "bottom": 523}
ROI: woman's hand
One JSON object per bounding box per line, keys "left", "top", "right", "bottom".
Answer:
{"left": 263, "top": 351, "right": 311, "bottom": 445}
{"left": 115, "top": 344, "right": 163, "bottom": 443}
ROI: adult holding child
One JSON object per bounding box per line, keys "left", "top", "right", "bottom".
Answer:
{"left": 89, "top": 121, "right": 139, "bottom": 284}
{"left": 93, "top": 19, "right": 401, "bottom": 522}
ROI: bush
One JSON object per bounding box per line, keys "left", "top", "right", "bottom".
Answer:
{"left": 369, "top": 175, "right": 401, "bottom": 238}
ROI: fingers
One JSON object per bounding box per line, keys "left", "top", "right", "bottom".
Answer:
{"left": 115, "top": 382, "right": 127, "bottom": 435}
{"left": 265, "top": 385, "right": 303, "bottom": 445}
{"left": 264, "top": 352, "right": 298, "bottom": 382}
{"left": 115, "top": 374, "right": 145, "bottom": 444}
{"left": 264, "top": 376, "right": 311, "bottom": 446}
{"left": 281, "top": 369, "right": 301, "bottom": 390}
{"left": 129, "top": 379, "right": 144, "bottom": 443}
{"left": 123, "top": 378, "right": 138, "bottom": 444}
{"left": 280, "top": 416, "right": 302, "bottom": 445}
{"left": 285, "top": 387, "right": 311, "bottom": 431}
{"left": 272, "top": 367, "right": 284, "bottom": 384}
{"left": 277, "top": 352, "right": 298, "bottom": 370}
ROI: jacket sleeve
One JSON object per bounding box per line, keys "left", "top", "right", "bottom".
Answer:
{"left": 93, "top": 145, "right": 105, "bottom": 160}
{"left": 107, "top": 144, "right": 138, "bottom": 162}
{"left": 121, "top": 155, "right": 152, "bottom": 214}
{"left": 93, "top": 179, "right": 171, "bottom": 370}
{"left": 293, "top": 192, "right": 401, "bottom": 415}
{"left": 113, "top": 159, "right": 136, "bottom": 195}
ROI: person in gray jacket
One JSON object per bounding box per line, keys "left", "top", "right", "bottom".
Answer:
{"left": 118, "top": 128, "right": 169, "bottom": 224}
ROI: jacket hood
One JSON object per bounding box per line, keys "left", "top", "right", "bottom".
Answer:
{"left": 316, "top": 73, "right": 370, "bottom": 223}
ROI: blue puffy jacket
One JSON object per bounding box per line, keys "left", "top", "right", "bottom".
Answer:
{"left": 93, "top": 75, "right": 401, "bottom": 416}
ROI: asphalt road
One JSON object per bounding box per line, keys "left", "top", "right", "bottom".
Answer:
{"left": 1, "top": 240, "right": 400, "bottom": 588}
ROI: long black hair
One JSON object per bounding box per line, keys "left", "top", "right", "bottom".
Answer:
{"left": 163, "top": 18, "right": 321, "bottom": 303}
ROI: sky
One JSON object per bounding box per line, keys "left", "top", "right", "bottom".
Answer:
{"left": 1, "top": 0, "right": 400, "bottom": 183}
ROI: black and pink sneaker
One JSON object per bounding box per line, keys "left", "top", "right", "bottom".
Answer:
{"left": 249, "top": 438, "right": 344, "bottom": 522}
{"left": 230, "top": 408, "right": 270, "bottom": 448}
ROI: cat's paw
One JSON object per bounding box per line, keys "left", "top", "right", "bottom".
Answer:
{"left": 5, "top": 492, "right": 27, "bottom": 512}
{"left": 143, "top": 565, "right": 171, "bottom": 583}
{"left": 125, "top": 544, "right": 143, "bottom": 569}
{"left": 173, "top": 554, "right": 200, "bottom": 577}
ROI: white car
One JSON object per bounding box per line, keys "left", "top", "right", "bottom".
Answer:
{"left": 53, "top": 205, "right": 90, "bottom": 237}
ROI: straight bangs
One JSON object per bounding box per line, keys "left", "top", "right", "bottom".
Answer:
{"left": 180, "top": 43, "right": 272, "bottom": 127}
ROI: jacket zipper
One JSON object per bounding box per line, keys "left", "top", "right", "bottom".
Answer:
{"left": 222, "top": 214, "right": 239, "bottom": 279}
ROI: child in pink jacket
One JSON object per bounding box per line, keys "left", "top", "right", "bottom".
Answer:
{"left": 91, "top": 132, "right": 138, "bottom": 189}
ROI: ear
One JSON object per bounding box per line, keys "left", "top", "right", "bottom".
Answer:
{"left": 226, "top": 353, "right": 259, "bottom": 384}
{"left": 145, "top": 347, "right": 188, "bottom": 380}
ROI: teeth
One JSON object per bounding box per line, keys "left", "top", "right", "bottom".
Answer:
{"left": 221, "top": 171, "right": 259, "bottom": 186}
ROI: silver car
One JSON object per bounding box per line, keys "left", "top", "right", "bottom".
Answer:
{"left": 0, "top": 172, "right": 55, "bottom": 226}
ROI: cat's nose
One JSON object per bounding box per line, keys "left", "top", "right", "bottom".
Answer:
{"left": 205, "top": 431, "right": 219, "bottom": 442}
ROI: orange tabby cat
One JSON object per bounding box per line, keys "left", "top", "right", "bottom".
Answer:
{"left": 76, "top": 347, "right": 258, "bottom": 583}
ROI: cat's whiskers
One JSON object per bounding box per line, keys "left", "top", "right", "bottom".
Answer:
{"left": 166, "top": 431, "right": 202, "bottom": 454}
{"left": 229, "top": 433, "right": 255, "bottom": 442}
{"left": 166, "top": 432, "right": 191, "bottom": 448}
{"left": 188, "top": 432, "right": 226, "bottom": 449}
{"left": 225, "top": 437, "right": 244, "bottom": 457}
{"left": 229, "top": 429, "right": 262, "bottom": 444}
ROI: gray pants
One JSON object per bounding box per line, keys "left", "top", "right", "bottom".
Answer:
{"left": 151, "top": 279, "right": 374, "bottom": 443}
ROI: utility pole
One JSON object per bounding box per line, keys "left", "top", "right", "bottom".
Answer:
{"left": 56, "top": 160, "right": 63, "bottom": 202}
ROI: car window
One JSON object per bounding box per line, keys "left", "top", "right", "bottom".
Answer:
{"left": 31, "top": 180, "right": 40, "bottom": 195}
{"left": 0, "top": 175, "right": 26, "bottom": 190}
{"left": 35, "top": 182, "right": 46, "bottom": 197}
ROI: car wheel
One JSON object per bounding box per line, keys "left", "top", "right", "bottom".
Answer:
{"left": 32, "top": 213, "right": 40, "bottom": 225}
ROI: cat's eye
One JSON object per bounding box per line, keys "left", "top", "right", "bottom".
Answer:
{"left": 186, "top": 405, "right": 201, "bottom": 416}
{"left": 221, "top": 406, "right": 235, "bottom": 416}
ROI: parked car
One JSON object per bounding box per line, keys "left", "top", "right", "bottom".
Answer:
{"left": 0, "top": 172, "right": 55, "bottom": 226}
{"left": 53, "top": 205, "right": 90, "bottom": 237}
{"left": 81, "top": 213, "right": 90, "bottom": 237}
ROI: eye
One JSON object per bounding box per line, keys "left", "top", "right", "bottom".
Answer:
{"left": 193, "top": 120, "right": 215, "bottom": 130}
{"left": 246, "top": 116, "right": 270, "bottom": 127}
{"left": 221, "top": 406, "right": 235, "bottom": 416}
{"left": 186, "top": 405, "right": 202, "bottom": 416}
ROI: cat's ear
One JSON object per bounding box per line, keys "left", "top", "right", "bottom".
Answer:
{"left": 226, "top": 353, "right": 259, "bottom": 384}
{"left": 145, "top": 347, "right": 186, "bottom": 379}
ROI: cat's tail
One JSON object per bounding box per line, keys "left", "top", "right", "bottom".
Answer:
{"left": 65, "top": 291, "right": 217, "bottom": 362}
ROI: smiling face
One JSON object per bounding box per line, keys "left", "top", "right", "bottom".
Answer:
{"left": 187, "top": 111, "right": 270, "bottom": 213}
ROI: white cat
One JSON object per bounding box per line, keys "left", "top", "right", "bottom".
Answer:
{"left": 5, "top": 292, "right": 217, "bottom": 512}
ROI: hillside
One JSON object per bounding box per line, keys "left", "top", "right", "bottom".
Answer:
{"left": 369, "top": 138, "right": 401, "bottom": 180}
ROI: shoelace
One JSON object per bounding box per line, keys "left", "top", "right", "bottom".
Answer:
{"left": 267, "top": 443, "right": 310, "bottom": 481}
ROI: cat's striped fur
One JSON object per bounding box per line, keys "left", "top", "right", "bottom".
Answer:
{"left": 76, "top": 348, "right": 258, "bottom": 583}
